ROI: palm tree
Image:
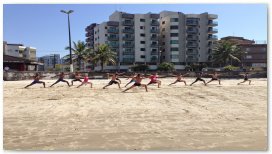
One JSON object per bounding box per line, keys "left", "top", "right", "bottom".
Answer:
{"left": 92, "top": 44, "right": 117, "bottom": 71}
{"left": 65, "top": 40, "right": 91, "bottom": 71}
{"left": 212, "top": 40, "right": 243, "bottom": 67}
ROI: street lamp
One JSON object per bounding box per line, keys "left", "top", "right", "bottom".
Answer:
{"left": 60, "top": 10, "right": 74, "bottom": 72}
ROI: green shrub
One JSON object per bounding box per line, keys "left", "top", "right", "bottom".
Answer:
{"left": 158, "top": 62, "right": 175, "bottom": 72}
{"left": 224, "top": 65, "right": 239, "bottom": 71}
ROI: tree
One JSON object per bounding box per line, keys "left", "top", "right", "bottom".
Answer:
{"left": 65, "top": 40, "right": 91, "bottom": 71}
{"left": 212, "top": 40, "right": 243, "bottom": 67}
{"left": 158, "top": 62, "right": 175, "bottom": 72}
{"left": 92, "top": 44, "right": 117, "bottom": 71}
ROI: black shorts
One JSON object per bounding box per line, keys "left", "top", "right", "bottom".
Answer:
{"left": 195, "top": 77, "right": 205, "bottom": 82}
{"left": 244, "top": 78, "right": 248, "bottom": 81}
{"left": 32, "top": 80, "right": 43, "bottom": 84}
{"left": 211, "top": 78, "right": 218, "bottom": 81}
{"left": 72, "top": 79, "right": 82, "bottom": 82}
{"left": 108, "top": 80, "right": 119, "bottom": 85}
{"left": 134, "top": 83, "right": 141, "bottom": 86}
{"left": 57, "top": 78, "right": 67, "bottom": 82}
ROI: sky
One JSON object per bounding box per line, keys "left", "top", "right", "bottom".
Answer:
{"left": 3, "top": 4, "right": 267, "bottom": 57}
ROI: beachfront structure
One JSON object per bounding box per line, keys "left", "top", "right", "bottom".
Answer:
{"left": 38, "top": 54, "right": 61, "bottom": 71}
{"left": 3, "top": 41, "right": 41, "bottom": 71}
{"left": 4, "top": 43, "right": 37, "bottom": 60}
{"left": 85, "top": 11, "right": 218, "bottom": 71}
{"left": 159, "top": 11, "right": 218, "bottom": 70}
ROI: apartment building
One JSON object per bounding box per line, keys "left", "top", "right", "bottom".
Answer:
{"left": 38, "top": 54, "right": 61, "bottom": 71}
{"left": 85, "top": 11, "right": 218, "bottom": 71}
{"left": 159, "top": 11, "right": 218, "bottom": 69}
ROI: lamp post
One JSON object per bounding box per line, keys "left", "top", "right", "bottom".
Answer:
{"left": 61, "top": 10, "right": 74, "bottom": 72}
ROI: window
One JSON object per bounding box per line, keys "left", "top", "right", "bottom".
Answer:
{"left": 140, "top": 48, "right": 145, "bottom": 51}
{"left": 151, "top": 41, "right": 157, "bottom": 45}
{"left": 162, "top": 42, "right": 165, "bottom": 45}
{"left": 140, "top": 55, "right": 145, "bottom": 58}
{"left": 170, "top": 25, "right": 178, "bottom": 29}
{"left": 162, "top": 28, "right": 165, "bottom": 31}
{"left": 140, "top": 33, "right": 145, "bottom": 37}
{"left": 171, "top": 55, "right": 179, "bottom": 59}
{"left": 105, "top": 26, "right": 107, "bottom": 29}
{"left": 152, "top": 49, "right": 157, "bottom": 52}
{"left": 140, "top": 26, "right": 145, "bottom": 29}
{"left": 246, "top": 48, "right": 251, "bottom": 52}
{"left": 162, "top": 35, "right": 165, "bottom": 38}
{"left": 170, "top": 33, "right": 178, "bottom": 37}
{"left": 140, "top": 19, "right": 145, "bottom": 22}
{"left": 170, "top": 18, "right": 179, "bottom": 22}
{"left": 162, "top": 21, "right": 165, "bottom": 24}
{"left": 246, "top": 55, "right": 252, "bottom": 59}
{"left": 171, "top": 47, "right": 179, "bottom": 51}
{"left": 170, "top": 40, "right": 179, "bottom": 44}
{"left": 140, "top": 41, "right": 145, "bottom": 44}
{"left": 105, "top": 34, "right": 108, "bottom": 36}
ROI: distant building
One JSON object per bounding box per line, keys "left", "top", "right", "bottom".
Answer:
{"left": 240, "top": 44, "right": 267, "bottom": 68}
{"left": 3, "top": 41, "right": 41, "bottom": 71}
{"left": 220, "top": 36, "right": 267, "bottom": 69}
{"left": 38, "top": 54, "right": 61, "bottom": 71}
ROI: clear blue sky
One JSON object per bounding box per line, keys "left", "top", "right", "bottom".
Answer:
{"left": 3, "top": 4, "right": 267, "bottom": 57}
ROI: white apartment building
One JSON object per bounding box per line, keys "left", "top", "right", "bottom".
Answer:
{"left": 38, "top": 54, "right": 61, "bottom": 71}
{"left": 86, "top": 11, "right": 218, "bottom": 71}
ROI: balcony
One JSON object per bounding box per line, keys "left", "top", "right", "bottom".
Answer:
{"left": 150, "top": 56, "right": 158, "bottom": 62}
{"left": 186, "top": 43, "right": 198, "bottom": 48}
{"left": 187, "top": 35, "right": 198, "bottom": 40}
{"left": 122, "top": 20, "right": 134, "bottom": 26}
{"left": 150, "top": 29, "right": 159, "bottom": 33}
{"left": 123, "top": 44, "right": 134, "bottom": 48}
{"left": 123, "top": 58, "right": 134, "bottom": 63}
{"left": 186, "top": 28, "right": 198, "bottom": 33}
{"left": 208, "top": 21, "right": 218, "bottom": 26}
{"left": 108, "top": 36, "right": 119, "bottom": 41}
{"left": 186, "top": 50, "right": 198, "bottom": 55}
{"left": 150, "top": 36, "right": 158, "bottom": 41}
{"left": 186, "top": 21, "right": 198, "bottom": 26}
{"left": 208, "top": 28, "right": 218, "bottom": 34}
{"left": 123, "top": 36, "right": 134, "bottom": 41}
{"left": 150, "top": 44, "right": 158, "bottom": 48}
{"left": 208, "top": 14, "right": 218, "bottom": 19}
{"left": 151, "top": 20, "right": 159, "bottom": 26}
{"left": 151, "top": 51, "right": 158, "bottom": 55}
{"left": 107, "top": 28, "right": 119, "bottom": 33}
{"left": 85, "top": 38, "right": 91, "bottom": 42}
{"left": 123, "top": 52, "right": 134, "bottom": 55}
{"left": 186, "top": 57, "right": 198, "bottom": 62}
{"left": 108, "top": 43, "right": 119, "bottom": 48}
{"left": 122, "top": 29, "right": 134, "bottom": 34}
{"left": 208, "top": 35, "right": 218, "bottom": 41}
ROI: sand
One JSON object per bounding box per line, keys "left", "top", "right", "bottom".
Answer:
{"left": 3, "top": 77, "right": 267, "bottom": 150}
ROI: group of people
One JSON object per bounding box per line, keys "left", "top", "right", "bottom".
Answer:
{"left": 24, "top": 71, "right": 252, "bottom": 92}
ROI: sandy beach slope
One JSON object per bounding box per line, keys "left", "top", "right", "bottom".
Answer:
{"left": 3, "top": 78, "right": 267, "bottom": 150}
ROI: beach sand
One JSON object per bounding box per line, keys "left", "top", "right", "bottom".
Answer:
{"left": 3, "top": 78, "right": 267, "bottom": 150}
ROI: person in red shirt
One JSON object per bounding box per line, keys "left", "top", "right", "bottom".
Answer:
{"left": 77, "top": 74, "right": 93, "bottom": 88}
{"left": 147, "top": 72, "right": 162, "bottom": 88}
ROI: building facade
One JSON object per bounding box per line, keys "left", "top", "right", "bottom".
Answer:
{"left": 4, "top": 43, "right": 37, "bottom": 60}
{"left": 85, "top": 11, "right": 218, "bottom": 71}
{"left": 38, "top": 54, "right": 61, "bottom": 71}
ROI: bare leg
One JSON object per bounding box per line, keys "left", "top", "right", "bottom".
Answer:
{"left": 103, "top": 84, "right": 111, "bottom": 89}
{"left": 125, "top": 81, "right": 133, "bottom": 87}
{"left": 117, "top": 83, "right": 121, "bottom": 89}
{"left": 50, "top": 80, "right": 60, "bottom": 87}
{"left": 24, "top": 83, "right": 35, "bottom": 88}
{"left": 206, "top": 79, "right": 213, "bottom": 85}
{"left": 190, "top": 80, "right": 198, "bottom": 86}
{"left": 141, "top": 84, "right": 148, "bottom": 92}
{"left": 123, "top": 85, "right": 135, "bottom": 92}
{"left": 238, "top": 80, "right": 247, "bottom": 85}
{"left": 157, "top": 80, "right": 161, "bottom": 88}
{"left": 218, "top": 79, "right": 221, "bottom": 85}
{"left": 169, "top": 80, "right": 178, "bottom": 86}
{"left": 90, "top": 82, "right": 93, "bottom": 88}
{"left": 249, "top": 80, "right": 251, "bottom": 85}
{"left": 77, "top": 83, "right": 84, "bottom": 88}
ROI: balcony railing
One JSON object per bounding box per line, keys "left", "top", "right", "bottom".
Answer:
{"left": 208, "top": 35, "right": 218, "bottom": 40}
{"left": 186, "top": 57, "right": 198, "bottom": 62}
{"left": 122, "top": 21, "right": 134, "bottom": 26}
{"left": 151, "top": 20, "right": 159, "bottom": 26}
{"left": 150, "top": 36, "right": 158, "bottom": 41}
{"left": 208, "top": 28, "right": 218, "bottom": 33}
{"left": 123, "top": 52, "right": 134, "bottom": 55}
{"left": 107, "top": 29, "right": 119, "bottom": 33}
{"left": 108, "top": 43, "right": 119, "bottom": 48}
{"left": 208, "top": 21, "right": 218, "bottom": 26}
{"left": 123, "top": 36, "right": 134, "bottom": 41}
{"left": 187, "top": 29, "right": 198, "bottom": 33}
{"left": 122, "top": 29, "right": 134, "bottom": 33}
{"left": 150, "top": 44, "right": 158, "bottom": 48}
{"left": 123, "top": 44, "right": 134, "bottom": 48}
{"left": 150, "top": 29, "right": 159, "bottom": 33}
{"left": 186, "top": 50, "right": 198, "bottom": 55}
{"left": 187, "top": 36, "right": 198, "bottom": 40}
{"left": 108, "top": 36, "right": 119, "bottom": 41}
{"left": 151, "top": 51, "right": 158, "bottom": 55}
{"left": 186, "top": 21, "right": 198, "bottom": 26}
{"left": 186, "top": 43, "right": 198, "bottom": 48}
